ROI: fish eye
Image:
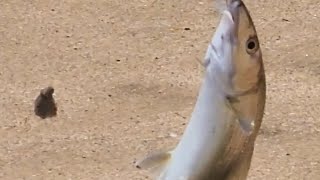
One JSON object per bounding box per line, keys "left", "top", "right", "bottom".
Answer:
{"left": 246, "top": 36, "right": 259, "bottom": 54}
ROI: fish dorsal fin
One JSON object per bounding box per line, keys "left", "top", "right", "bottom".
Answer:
{"left": 135, "top": 149, "right": 173, "bottom": 178}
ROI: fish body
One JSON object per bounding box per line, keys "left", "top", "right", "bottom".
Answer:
{"left": 136, "top": 0, "right": 266, "bottom": 179}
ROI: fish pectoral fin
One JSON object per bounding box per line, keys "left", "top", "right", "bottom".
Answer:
{"left": 135, "top": 150, "right": 172, "bottom": 177}
{"left": 237, "top": 117, "right": 254, "bottom": 135}
{"left": 225, "top": 97, "right": 254, "bottom": 135}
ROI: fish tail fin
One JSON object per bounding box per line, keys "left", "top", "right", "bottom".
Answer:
{"left": 135, "top": 150, "right": 173, "bottom": 178}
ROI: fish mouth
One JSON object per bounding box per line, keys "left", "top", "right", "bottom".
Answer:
{"left": 225, "top": 0, "right": 255, "bottom": 40}
{"left": 225, "top": 0, "right": 242, "bottom": 41}
{"left": 226, "top": 0, "right": 242, "bottom": 18}
{"left": 215, "top": 0, "right": 243, "bottom": 46}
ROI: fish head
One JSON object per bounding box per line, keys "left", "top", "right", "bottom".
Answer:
{"left": 207, "top": 0, "right": 264, "bottom": 95}
{"left": 227, "top": 0, "right": 263, "bottom": 94}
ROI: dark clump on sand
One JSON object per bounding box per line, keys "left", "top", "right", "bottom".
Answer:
{"left": 34, "top": 86, "right": 57, "bottom": 119}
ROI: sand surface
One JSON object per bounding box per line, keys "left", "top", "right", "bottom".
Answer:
{"left": 0, "top": 0, "right": 319, "bottom": 179}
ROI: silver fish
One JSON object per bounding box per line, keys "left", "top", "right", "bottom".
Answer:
{"left": 135, "top": 0, "right": 266, "bottom": 179}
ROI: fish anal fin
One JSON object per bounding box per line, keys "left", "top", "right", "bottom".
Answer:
{"left": 135, "top": 150, "right": 172, "bottom": 178}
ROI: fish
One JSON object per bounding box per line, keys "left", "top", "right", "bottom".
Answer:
{"left": 135, "top": 0, "right": 266, "bottom": 179}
